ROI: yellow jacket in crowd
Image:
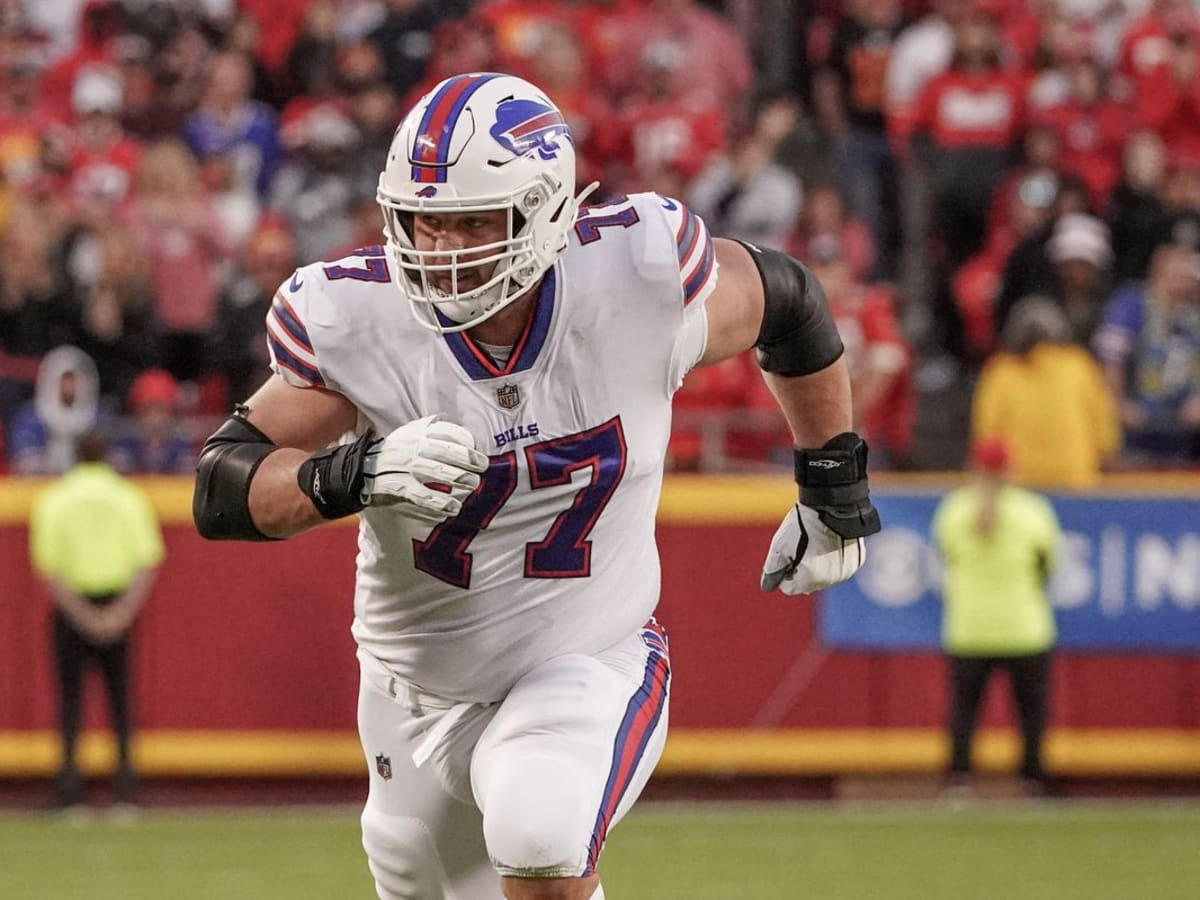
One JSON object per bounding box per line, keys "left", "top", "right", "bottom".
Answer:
{"left": 972, "top": 343, "right": 1119, "bottom": 489}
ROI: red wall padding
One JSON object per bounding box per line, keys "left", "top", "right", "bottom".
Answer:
{"left": 3, "top": 522, "right": 1198, "bottom": 734}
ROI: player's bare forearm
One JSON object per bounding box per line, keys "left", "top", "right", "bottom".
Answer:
{"left": 247, "top": 447, "right": 328, "bottom": 538}
{"left": 764, "top": 355, "right": 854, "bottom": 449}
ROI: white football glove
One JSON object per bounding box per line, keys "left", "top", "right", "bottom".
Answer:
{"left": 760, "top": 503, "right": 867, "bottom": 595}
{"left": 362, "top": 415, "right": 489, "bottom": 523}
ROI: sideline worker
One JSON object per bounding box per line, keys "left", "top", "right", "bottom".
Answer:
{"left": 932, "top": 437, "right": 1062, "bottom": 795}
{"left": 29, "top": 429, "right": 164, "bottom": 807}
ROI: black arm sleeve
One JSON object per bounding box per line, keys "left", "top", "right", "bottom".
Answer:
{"left": 193, "top": 408, "right": 278, "bottom": 541}
{"left": 736, "top": 241, "right": 845, "bottom": 377}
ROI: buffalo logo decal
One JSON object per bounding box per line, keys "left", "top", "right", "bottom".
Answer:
{"left": 489, "top": 99, "right": 571, "bottom": 161}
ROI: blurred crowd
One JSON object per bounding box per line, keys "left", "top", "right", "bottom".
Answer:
{"left": 0, "top": 0, "right": 1198, "bottom": 484}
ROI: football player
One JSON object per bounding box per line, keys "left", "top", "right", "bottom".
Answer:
{"left": 193, "top": 73, "right": 880, "bottom": 900}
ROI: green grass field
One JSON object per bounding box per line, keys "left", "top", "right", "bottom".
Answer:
{"left": 2, "top": 801, "right": 1199, "bottom": 900}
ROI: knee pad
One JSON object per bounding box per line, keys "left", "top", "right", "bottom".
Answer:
{"left": 360, "top": 808, "right": 451, "bottom": 900}
{"left": 481, "top": 756, "right": 590, "bottom": 877}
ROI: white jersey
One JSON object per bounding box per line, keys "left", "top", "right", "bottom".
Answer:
{"left": 266, "top": 192, "right": 718, "bottom": 701}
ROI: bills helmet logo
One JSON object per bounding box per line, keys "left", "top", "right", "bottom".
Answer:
{"left": 489, "top": 99, "right": 570, "bottom": 161}
{"left": 497, "top": 383, "right": 520, "bottom": 409}
{"left": 375, "top": 753, "right": 392, "bottom": 780}
{"left": 416, "top": 186, "right": 438, "bottom": 197}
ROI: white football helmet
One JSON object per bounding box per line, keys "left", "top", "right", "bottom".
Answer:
{"left": 377, "top": 72, "right": 596, "bottom": 333}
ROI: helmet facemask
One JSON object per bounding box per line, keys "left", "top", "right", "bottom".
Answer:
{"left": 379, "top": 175, "right": 569, "bottom": 334}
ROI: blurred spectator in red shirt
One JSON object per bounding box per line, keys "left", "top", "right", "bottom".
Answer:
{"left": 122, "top": 139, "right": 231, "bottom": 382}
{"left": 1133, "top": 15, "right": 1200, "bottom": 167}
{"left": 786, "top": 181, "right": 876, "bottom": 284}
{"left": 907, "top": 8, "right": 1027, "bottom": 271}
{"left": 814, "top": 0, "right": 908, "bottom": 279}
{"left": 687, "top": 91, "right": 803, "bottom": 251}
{"left": 612, "top": 0, "right": 753, "bottom": 111}
{"left": 238, "top": 0, "right": 312, "bottom": 84}
{"left": 611, "top": 40, "right": 727, "bottom": 196}
{"left": 1107, "top": 129, "right": 1172, "bottom": 284}
{"left": 884, "top": 0, "right": 969, "bottom": 146}
{"left": 525, "top": 20, "right": 620, "bottom": 190}
{"left": 1035, "top": 56, "right": 1128, "bottom": 207}
{"left": 60, "top": 66, "right": 142, "bottom": 208}
{"left": 38, "top": 1, "right": 125, "bottom": 116}
{"left": 1117, "top": 0, "right": 1200, "bottom": 92}
{"left": 667, "top": 351, "right": 768, "bottom": 471}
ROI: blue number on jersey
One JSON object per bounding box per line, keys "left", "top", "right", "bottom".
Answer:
{"left": 412, "top": 418, "right": 627, "bottom": 587}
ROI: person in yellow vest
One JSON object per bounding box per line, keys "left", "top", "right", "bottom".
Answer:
{"left": 29, "top": 429, "right": 164, "bottom": 808}
{"left": 932, "top": 437, "right": 1062, "bottom": 795}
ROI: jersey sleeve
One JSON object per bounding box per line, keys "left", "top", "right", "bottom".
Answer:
{"left": 265, "top": 273, "right": 328, "bottom": 389}
{"left": 660, "top": 196, "right": 719, "bottom": 308}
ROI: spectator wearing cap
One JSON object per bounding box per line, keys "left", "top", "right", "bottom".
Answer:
{"left": 1042, "top": 212, "right": 1114, "bottom": 346}
{"left": 973, "top": 296, "right": 1119, "bottom": 489}
{"left": 995, "top": 174, "right": 1092, "bottom": 335}
{"left": 1094, "top": 242, "right": 1200, "bottom": 464}
{"left": 269, "top": 105, "right": 362, "bottom": 262}
{"left": 932, "top": 436, "right": 1063, "bottom": 798}
{"left": 110, "top": 369, "right": 195, "bottom": 474}
{"left": 64, "top": 65, "right": 143, "bottom": 207}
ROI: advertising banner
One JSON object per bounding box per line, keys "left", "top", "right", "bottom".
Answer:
{"left": 821, "top": 491, "right": 1200, "bottom": 651}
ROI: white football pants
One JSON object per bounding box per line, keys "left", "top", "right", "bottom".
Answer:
{"left": 357, "top": 622, "right": 670, "bottom": 899}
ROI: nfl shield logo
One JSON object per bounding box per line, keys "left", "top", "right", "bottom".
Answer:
{"left": 375, "top": 754, "right": 392, "bottom": 780}
{"left": 497, "top": 383, "right": 520, "bottom": 410}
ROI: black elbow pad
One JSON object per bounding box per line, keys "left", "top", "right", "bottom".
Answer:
{"left": 193, "top": 410, "right": 278, "bottom": 541}
{"left": 738, "top": 242, "right": 844, "bottom": 376}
